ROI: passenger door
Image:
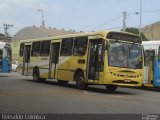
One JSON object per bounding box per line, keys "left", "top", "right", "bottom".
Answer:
{"left": 49, "top": 42, "right": 60, "bottom": 79}
{"left": 143, "top": 50, "right": 155, "bottom": 84}
{"left": 22, "top": 44, "right": 31, "bottom": 75}
{"left": 87, "top": 39, "right": 104, "bottom": 81}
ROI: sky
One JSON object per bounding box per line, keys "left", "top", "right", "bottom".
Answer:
{"left": 0, "top": 0, "right": 160, "bottom": 36}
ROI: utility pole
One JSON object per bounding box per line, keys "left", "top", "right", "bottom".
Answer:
{"left": 3, "top": 24, "right": 13, "bottom": 42}
{"left": 122, "top": 11, "right": 127, "bottom": 32}
{"left": 3, "top": 24, "right": 13, "bottom": 37}
{"left": 37, "top": 9, "right": 45, "bottom": 28}
{"left": 139, "top": 0, "right": 142, "bottom": 38}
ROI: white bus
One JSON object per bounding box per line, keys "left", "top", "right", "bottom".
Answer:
{"left": 142, "top": 40, "right": 160, "bottom": 87}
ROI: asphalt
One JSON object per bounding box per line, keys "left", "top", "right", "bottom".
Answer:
{"left": 0, "top": 72, "right": 160, "bottom": 114}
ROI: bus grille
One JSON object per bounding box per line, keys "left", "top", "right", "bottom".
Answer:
{"left": 110, "top": 72, "right": 141, "bottom": 78}
{"left": 112, "top": 80, "right": 139, "bottom": 84}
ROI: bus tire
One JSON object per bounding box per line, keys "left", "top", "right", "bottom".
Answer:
{"left": 106, "top": 85, "right": 118, "bottom": 92}
{"left": 58, "top": 80, "right": 69, "bottom": 85}
{"left": 75, "top": 72, "right": 87, "bottom": 90}
{"left": 33, "top": 68, "right": 46, "bottom": 82}
{"left": 141, "top": 84, "right": 146, "bottom": 89}
{"left": 33, "top": 68, "right": 40, "bottom": 82}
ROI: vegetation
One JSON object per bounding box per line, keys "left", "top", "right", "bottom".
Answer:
{"left": 125, "top": 27, "right": 148, "bottom": 41}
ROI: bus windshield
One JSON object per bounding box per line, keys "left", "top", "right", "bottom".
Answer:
{"left": 108, "top": 40, "right": 142, "bottom": 69}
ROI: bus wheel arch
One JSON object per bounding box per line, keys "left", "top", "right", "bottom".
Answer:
{"left": 33, "top": 67, "right": 46, "bottom": 82}
{"left": 74, "top": 69, "right": 87, "bottom": 90}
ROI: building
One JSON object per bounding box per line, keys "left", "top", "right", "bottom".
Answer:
{"left": 142, "top": 21, "right": 160, "bottom": 40}
{"left": 0, "top": 33, "right": 12, "bottom": 42}
{"left": 12, "top": 26, "right": 76, "bottom": 41}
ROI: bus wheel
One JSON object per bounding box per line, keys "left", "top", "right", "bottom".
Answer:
{"left": 33, "top": 68, "right": 40, "bottom": 82}
{"left": 106, "top": 85, "right": 118, "bottom": 92}
{"left": 75, "top": 72, "right": 86, "bottom": 90}
{"left": 58, "top": 80, "right": 68, "bottom": 85}
{"left": 141, "top": 84, "right": 146, "bottom": 90}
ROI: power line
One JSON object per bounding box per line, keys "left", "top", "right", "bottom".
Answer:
{"left": 104, "top": 23, "right": 152, "bottom": 31}
{"left": 88, "top": 15, "right": 122, "bottom": 31}
{"left": 128, "top": 9, "right": 160, "bottom": 16}
{"left": 78, "top": 14, "right": 122, "bottom": 30}
{"left": 79, "top": 9, "right": 160, "bottom": 32}
{"left": 122, "top": 11, "right": 127, "bottom": 32}
{"left": 104, "top": 26, "right": 122, "bottom": 30}
{"left": 85, "top": 9, "right": 160, "bottom": 31}
{"left": 143, "top": 9, "right": 160, "bottom": 13}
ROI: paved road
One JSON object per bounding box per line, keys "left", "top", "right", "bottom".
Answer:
{"left": 0, "top": 72, "right": 160, "bottom": 114}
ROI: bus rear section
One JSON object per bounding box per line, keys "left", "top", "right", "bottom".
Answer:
{"left": 142, "top": 41, "right": 160, "bottom": 87}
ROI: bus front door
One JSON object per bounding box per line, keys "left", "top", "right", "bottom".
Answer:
{"left": 88, "top": 39, "right": 104, "bottom": 81}
{"left": 22, "top": 45, "right": 31, "bottom": 75}
{"left": 143, "top": 50, "right": 155, "bottom": 85}
{"left": 49, "top": 42, "right": 60, "bottom": 79}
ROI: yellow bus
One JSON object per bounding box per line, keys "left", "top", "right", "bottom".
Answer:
{"left": 17, "top": 30, "right": 143, "bottom": 91}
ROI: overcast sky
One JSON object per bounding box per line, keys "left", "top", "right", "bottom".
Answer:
{"left": 0, "top": 0, "right": 160, "bottom": 36}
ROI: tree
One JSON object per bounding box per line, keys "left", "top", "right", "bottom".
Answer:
{"left": 125, "top": 27, "right": 148, "bottom": 41}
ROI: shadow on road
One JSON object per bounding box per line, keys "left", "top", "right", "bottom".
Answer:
{"left": 21, "top": 79, "right": 138, "bottom": 95}
{"left": 0, "top": 76, "right": 11, "bottom": 77}
{"left": 135, "top": 87, "right": 160, "bottom": 92}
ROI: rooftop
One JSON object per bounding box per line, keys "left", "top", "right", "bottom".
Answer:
{"left": 12, "top": 26, "right": 76, "bottom": 41}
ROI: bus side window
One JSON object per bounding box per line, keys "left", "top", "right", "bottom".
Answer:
{"left": 158, "top": 46, "right": 160, "bottom": 61}
{"left": 60, "top": 38, "right": 74, "bottom": 56}
{"left": 73, "top": 37, "right": 88, "bottom": 56}
{"left": 19, "top": 43, "right": 24, "bottom": 56}
{"left": 31, "top": 41, "right": 41, "bottom": 56}
{"left": 40, "top": 40, "right": 51, "bottom": 56}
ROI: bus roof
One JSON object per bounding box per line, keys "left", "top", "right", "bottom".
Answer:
{"left": 142, "top": 40, "right": 160, "bottom": 50}
{"left": 19, "top": 30, "right": 140, "bottom": 43}
{"left": 142, "top": 40, "right": 160, "bottom": 45}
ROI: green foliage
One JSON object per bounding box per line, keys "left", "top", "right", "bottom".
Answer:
{"left": 125, "top": 27, "right": 149, "bottom": 41}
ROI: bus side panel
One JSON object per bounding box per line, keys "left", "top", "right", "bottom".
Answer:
{"left": 30, "top": 57, "right": 50, "bottom": 78}
{"left": 154, "top": 60, "right": 160, "bottom": 86}
{"left": 11, "top": 42, "right": 20, "bottom": 61}
{"left": 58, "top": 56, "right": 87, "bottom": 81}
{"left": 58, "top": 56, "right": 74, "bottom": 81}
{"left": 101, "top": 53, "right": 111, "bottom": 84}
{"left": 17, "top": 57, "right": 23, "bottom": 74}
{"left": 58, "top": 70, "right": 74, "bottom": 81}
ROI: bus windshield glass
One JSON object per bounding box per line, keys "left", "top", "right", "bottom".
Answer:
{"left": 108, "top": 40, "right": 142, "bottom": 69}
